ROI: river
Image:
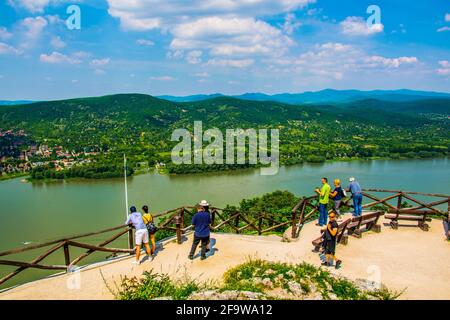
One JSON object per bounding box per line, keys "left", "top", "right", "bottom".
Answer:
{"left": 0, "top": 158, "right": 448, "bottom": 289}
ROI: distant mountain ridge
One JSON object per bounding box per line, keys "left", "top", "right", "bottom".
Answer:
{"left": 158, "top": 89, "right": 450, "bottom": 104}
{"left": 0, "top": 100, "right": 35, "bottom": 106}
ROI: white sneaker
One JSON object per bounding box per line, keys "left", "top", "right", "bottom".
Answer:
{"left": 132, "top": 260, "right": 140, "bottom": 265}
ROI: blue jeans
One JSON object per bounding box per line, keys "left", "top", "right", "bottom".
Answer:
{"left": 319, "top": 203, "right": 328, "bottom": 226}
{"left": 352, "top": 194, "right": 363, "bottom": 216}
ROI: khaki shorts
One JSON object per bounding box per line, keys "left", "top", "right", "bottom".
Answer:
{"left": 135, "top": 229, "right": 149, "bottom": 245}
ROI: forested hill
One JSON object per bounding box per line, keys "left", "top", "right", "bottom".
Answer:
{"left": 0, "top": 93, "right": 449, "bottom": 176}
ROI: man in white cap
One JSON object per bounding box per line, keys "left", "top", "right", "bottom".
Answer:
{"left": 347, "top": 177, "right": 363, "bottom": 217}
{"left": 188, "top": 200, "right": 212, "bottom": 260}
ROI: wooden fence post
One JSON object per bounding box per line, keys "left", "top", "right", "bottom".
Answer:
{"left": 291, "top": 207, "right": 298, "bottom": 238}
{"left": 63, "top": 242, "right": 70, "bottom": 267}
{"left": 175, "top": 215, "right": 182, "bottom": 244}
{"left": 128, "top": 228, "right": 134, "bottom": 255}
{"left": 180, "top": 207, "right": 185, "bottom": 229}
{"left": 397, "top": 193, "right": 403, "bottom": 212}
{"left": 211, "top": 210, "right": 216, "bottom": 228}
{"left": 235, "top": 214, "right": 240, "bottom": 234}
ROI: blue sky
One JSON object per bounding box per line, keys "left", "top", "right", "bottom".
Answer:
{"left": 0, "top": 0, "right": 449, "bottom": 100}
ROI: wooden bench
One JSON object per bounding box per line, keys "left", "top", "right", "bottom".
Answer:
{"left": 312, "top": 219, "right": 350, "bottom": 252}
{"left": 346, "top": 211, "right": 383, "bottom": 238}
{"left": 385, "top": 210, "right": 432, "bottom": 231}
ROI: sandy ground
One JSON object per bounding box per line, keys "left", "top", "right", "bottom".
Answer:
{"left": 0, "top": 215, "right": 449, "bottom": 300}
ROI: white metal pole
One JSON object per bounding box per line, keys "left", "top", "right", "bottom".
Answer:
{"left": 124, "top": 154, "right": 129, "bottom": 219}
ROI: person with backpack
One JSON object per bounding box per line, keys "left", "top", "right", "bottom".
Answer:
{"left": 330, "top": 179, "right": 346, "bottom": 218}
{"left": 125, "top": 206, "right": 152, "bottom": 265}
{"left": 142, "top": 205, "right": 157, "bottom": 256}
{"left": 188, "top": 200, "right": 212, "bottom": 261}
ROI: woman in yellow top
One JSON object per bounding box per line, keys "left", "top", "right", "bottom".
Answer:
{"left": 142, "top": 205, "right": 156, "bottom": 255}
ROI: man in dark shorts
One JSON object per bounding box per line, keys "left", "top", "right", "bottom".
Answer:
{"left": 188, "top": 200, "right": 212, "bottom": 261}
{"left": 322, "top": 212, "right": 342, "bottom": 269}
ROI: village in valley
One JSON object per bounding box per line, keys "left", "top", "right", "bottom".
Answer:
{"left": 0, "top": 128, "right": 98, "bottom": 178}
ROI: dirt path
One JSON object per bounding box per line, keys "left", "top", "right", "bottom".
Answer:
{"left": 1, "top": 216, "right": 449, "bottom": 300}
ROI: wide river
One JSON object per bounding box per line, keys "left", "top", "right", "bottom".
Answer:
{"left": 0, "top": 158, "right": 449, "bottom": 289}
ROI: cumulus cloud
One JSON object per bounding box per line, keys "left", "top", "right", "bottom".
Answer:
{"left": 40, "top": 51, "right": 82, "bottom": 64}
{"left": 8, "top": 0, "right": 50, "bottom": 13}
{"left": 0, "top": 27, "right": 13, "bottom": 41}
{"left": 437, "top": 26, "right": 450, "bottom": 32}
{"left": 20, "top": 16, "right": 48, "bottom": 48}
{"left": 340, "top": 16, "right": 383, "bottom": 36}
{"left": 186, "top": 50, "right": 202, "bottom": 64}
{"left": 0, "top": 42, "right": 21, "bottom": 55}
{"left": 51, "top": 36, "right": 66, "bottom": 49}
{"left": 107, "top": 0, "right": 315, "bottom": 31}
{"left": 365, "top": 56, "right": 418, "bottom": 69}
{"left": 282, "top": 13, "right": 302, "bottom": 35}
{"left": 170, "top": 16, "right": 293, "bottom": 59}
{"left": 437, "top": 60, "right": 450, "bottom": 76}
{"left": 269, "top": 42, "right": 418, "bottom": 81}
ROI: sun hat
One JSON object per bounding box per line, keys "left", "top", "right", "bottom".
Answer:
{"left": 198, "top": 200, "right": 210, "bottom": 207}
{"left": 349, "top": 177, "right": 355, "bottom": 182}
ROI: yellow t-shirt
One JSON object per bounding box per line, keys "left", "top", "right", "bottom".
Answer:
{"left": 142, "top": 213, "right": 153, "bottom": 225}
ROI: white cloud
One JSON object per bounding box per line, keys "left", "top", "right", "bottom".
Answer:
{"left": 8, "top": 0, "right": 50, "bottom": 13}
{"left": 446, "top": 13, "right": 450, "bottom": 22}
{"left": 0, "top": 27, "right": 12, "bottom": 41}
{"left": 437, "top": 26, "right": 450, "bottom": 33}
{"left": 71, "top": 79, "right": 79, "bottom": 83}
{"left": 437, "top": 60, "right": 450, "bottom": 76}
{"left": 171, "top": 16, "right": 293, "bottom": 58}
{"left": 94, "top": 69, "right": 106, "bottom": 75}
{"left": 270, "top": 42, "right": 419, "bottom": 81}
{"left": 136, "top": 39, "right": 155, "bottom": 46}
{"left": 51, "top": 36, "right": 66, "bottom": 49}
{"left": 90, "top": 58, "right": 110, "bottom": 67}
{"left": 40, "top": 51, "right": 82, "bottom": 64}
{"left": 365, "top": 56, "right": 418, "bottom": 69}
{"left": 206, "top": 58, "right": 254, "bottom": 68}
{"left": 340, "top": 16, "right": 383, "bottom": 36}
{"left": 20, "top": 16, "right": 48, "bottom": 48}
{"left": 107, "top": 0, "right": 315, "bottom": 31}
{"left": 282, "top": 13, "right": 301, "bottom": 35}
{"left": 150, "top": 76, "right": 175, "bottom": 81}
{"left": 186, "top": 50, "right": 202, "bottom": 64}
{"left": 0, "top": 42, "right": 21, "bottom": 55}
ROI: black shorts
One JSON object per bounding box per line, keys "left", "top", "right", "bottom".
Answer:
{"left": 325, "top": 240, "right": 336, "bottom": 255}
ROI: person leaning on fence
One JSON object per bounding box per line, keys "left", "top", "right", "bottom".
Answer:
{"left": 330, "top": 179, "right": 345, "bottom": 219}
{"left": 188, "top": 200, "right": 212, "bottom": 261}
{"left": 347, "top": 177, "right": 363, "bottom": 217}
{"left": 142, "top": 205, "right": 157, "bottom": 256}
{"left": 315, "top": 177, "right": 331, "bottom": 227}
{"left": 321, "top": 212, "right": 342, "bottom": 269}
{"left": 125, "top": 206, "right": 152, "bottom": 265}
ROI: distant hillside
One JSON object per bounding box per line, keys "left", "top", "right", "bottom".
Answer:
{"left": 0, "top": 93, "right": 448, "bottom": 176}
{"left": 0, "top": 100, "right": 35, "bottom": 106}
{"left": 160, "top": 89, "right": 450, "bottom": 105}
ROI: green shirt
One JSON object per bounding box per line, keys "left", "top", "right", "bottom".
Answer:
{"left": 319, "top": 183, "right": 331, "bottom": 204}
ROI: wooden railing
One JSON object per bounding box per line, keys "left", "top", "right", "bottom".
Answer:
{"left": 1, "top": 189, "right": 448, "bottom": 289}
{"left": 291, "top": 189, "right": 450, "bottom": 238}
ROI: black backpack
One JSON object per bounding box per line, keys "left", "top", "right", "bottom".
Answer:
{"left": 146, "top": 221, "right": 158, "bottom": 234}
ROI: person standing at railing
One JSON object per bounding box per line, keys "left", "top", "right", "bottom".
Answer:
{"left": 142, "top": 205, "right": 157, "bottom": 256}
{"left": 347, "top": 177, "right": 363, "bottom": 217}
{"left": 315, "top": 177, "right": 331, "bottom": 227}
{"left": 125, "top": 206, "right": 152, "bottom": 265}
{"left": 330, "top": 179, "right": 345, "bottom": 219}
{"left": 189, "top": 200, "right": 212, "bottom": 261}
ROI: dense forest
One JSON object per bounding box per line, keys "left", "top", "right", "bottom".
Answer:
{"left": 0, "top": 94, "right": 448, "bottom": 179}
